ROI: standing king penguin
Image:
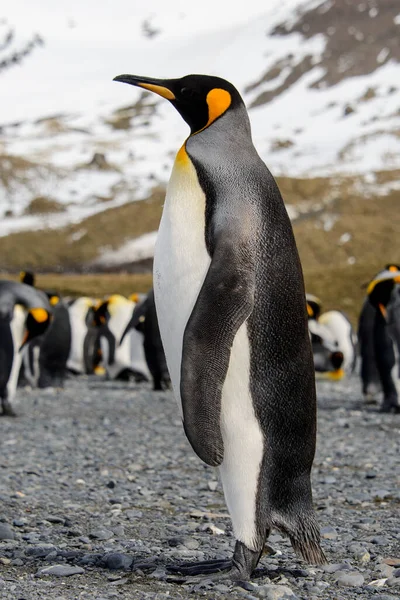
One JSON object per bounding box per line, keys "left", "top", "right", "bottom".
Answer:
{"left": 114, "top": 73, "right": 325, "bottom": 579}
{"left": 0, "top": 280, "right": 51, "bottom": 415}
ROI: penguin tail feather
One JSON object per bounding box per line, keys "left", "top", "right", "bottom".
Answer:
{"left": 272, "top": 512, "right": 327, "bottom": 565}
{"left": 290, "top": 535, "right": 327, "bottom": 565}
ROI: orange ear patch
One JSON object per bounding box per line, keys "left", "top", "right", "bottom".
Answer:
{"left": 206, "top": 89, "right": 231, "bottom": 127}
{"left": 30, "top": 308, "right": 48, "bottom": 323}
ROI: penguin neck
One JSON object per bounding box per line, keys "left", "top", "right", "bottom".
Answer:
{"left": 185, "top": 109, "right": 254, "bottom": 166}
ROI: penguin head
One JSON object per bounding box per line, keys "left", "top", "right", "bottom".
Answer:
{"left": 20, "top": 270, "right": 35, "bottom": 286}
{"left": 305, "top": 294, "right": 322, "bottom": 320}
{"left": 20, "top": 307, "right": 51, "bottom": 349}
{"left": 113, "top": 73, "right": 246, "bottom": 134}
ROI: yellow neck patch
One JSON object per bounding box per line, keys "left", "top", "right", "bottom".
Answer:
{"left": 30, "top": 308, "right": 48, "bottom": 323}
{"left": 205, "top": 88, "right": 231, "bottom": 127}
{"left": 175, "top": 144, "right": 189, "bottom": 165}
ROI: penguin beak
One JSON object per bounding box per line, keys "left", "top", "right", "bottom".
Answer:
{"left": 113, "top": 74, "right": 176, "bottom": 100}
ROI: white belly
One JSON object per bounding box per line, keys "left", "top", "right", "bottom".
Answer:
{"left": 153, "top": 153, "right": 211, "bottom": 412}
{"left": 154, "top": 151, "right": 264, "bottom": 550}
{"left": 219, "top": 323, "right": 264, "bottom": 551}
{"left": 8, "top": 305, "right": 27, "bottom": 400}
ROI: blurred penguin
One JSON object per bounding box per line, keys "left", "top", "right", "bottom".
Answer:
{"left": 95, "top": 294, "right": 150, "bottom": 382}
{"left": 306, "top": 294, "right": 356, "bottom": 379}
{"left": 23, "top": 294, "right": 72, "bottom": 388}
{"left": 0, "top": 280, "right": 51, "bottom": 415}
{"left": 66, "top": 297, "right": 98, "bottom": 375}
{"left": 358, "top": 265, "right": 400, "bottom": 412}
{"left": 120, "top": 289, "right": 170, "bottom": 391}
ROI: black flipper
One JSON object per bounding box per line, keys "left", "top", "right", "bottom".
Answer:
{"left": 180, "top": 235, "right": 255, "bottom": 466}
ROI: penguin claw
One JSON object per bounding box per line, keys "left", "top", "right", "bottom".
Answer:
{"left": 167, "top": 558, "right": 232, "bottom": 577}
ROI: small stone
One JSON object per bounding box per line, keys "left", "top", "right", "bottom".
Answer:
{"left": 370, "top": 536, "right": 388, "bottom": 545}
{"left": 25, "top": 545, "right": 56, "bottom": 558}
{"left": 393, "top": 568, "right": 400, "bottom": 578}
{"left": 371, "top": 596, "right": 400, "bottom": 600}
{"left": 377, "top": 563, "right": 395, "bottom": 578}
{"left": 355, "top": 550, "right": 370, "bottom": 564}
{"left": 368, "top": 578, "right": 388, "bottom": 587}
{"left": 12, "top": 519, "right": 27, "bottom": 527}
{"left": 167, "top": 535, "right": 200, "bottom": 550}
{"left": 44, "top": 515, "right": 65, "bottom": 524}
{"left": 383, "top": 558, "right": 400, "bottom": 567}
{"left": 321, "top": 526, "right": 338, "bottom": 540}
{"left": 101, "top": 553, "right": 133, "bottom": 570}
{"left": 89, "top": 528, "right": 114, "bottom": 540}
{"left": 110, "top": 524, "right": 124, "bottom": 537}
{"left": 334, "top": 571, "right": 364, "bottom": 587}
{"left": 11, "top": 558, "right": 24, "bottom": 566}
{"left": 0, "top": 558, "right": 11, "bottom": 565}
{"left": 214, "top": 584, "right": 230, "bottom": 593}
{"left": 106, "top": 481, "right": 116, "bottom": 489}
{"left": 373, "top": 490, "right": 392, "bottom": 501}
{"left": 36, "top": 564, "right": 85, "bottom": 577}
{"left": 0, "top": 524, "right": 15, "bottom": 540}
{"left": 207, "top": 480, "right": 218, "bottom": 491}
{"left": 258, "top": 584, "right": 298, "bottom": 599}
{"left": 323, "top": 476, "right": 337, "bottom": 484}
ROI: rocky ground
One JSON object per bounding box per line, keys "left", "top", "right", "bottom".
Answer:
{"left": 0, "top": 373, "right": 399, "bottom": 600}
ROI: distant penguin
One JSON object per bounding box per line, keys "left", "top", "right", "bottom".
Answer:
{"left": 358, "top": 266, "right": 400, "bottom": 412}
{"left": 95, "top": 294, "right": 150, "bottom": 382}
{"left": 24, "top": 299, "right": 72, "bottom": 388}
{"left": 306, "top": 295, "right": 356, "bottom": 379}
{"left": 66, "top": 297, "right": 97, "bottom": 375}
{"left": 20, "top": 271, "right": 35, "bottom": 287}
{"left": 114, "top": 72, "right": 325, "bottom": 578}
{"left": 0, "top": 280, "right": 51, "bottom": 415}
{"left": 120, "top": 289, "right": 170, "bottom": 390}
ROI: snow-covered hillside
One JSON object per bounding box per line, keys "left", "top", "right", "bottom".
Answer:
{"left": 1, "top": 0, "right": 400, "bottom": 262}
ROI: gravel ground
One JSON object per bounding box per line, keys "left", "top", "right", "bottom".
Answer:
{"left": 0, "top": 373, "right": 399, "bottom": 600}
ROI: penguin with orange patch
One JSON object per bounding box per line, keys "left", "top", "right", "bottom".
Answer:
{"left": 358, "top": 265, "right": 400, "bottom": 412}
{"left": 114, "top": 73, "right": 325, "bottom": 579}
{"left": 0, "top": 280, "right": 51, "bottom": 415}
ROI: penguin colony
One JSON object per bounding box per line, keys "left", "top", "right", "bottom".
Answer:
{"left": 0, "top": 273, "right": 170, "bottom": 416}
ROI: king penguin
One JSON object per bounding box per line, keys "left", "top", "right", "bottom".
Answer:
{"left": 0, "top": 280, "right": 51, "bottom": 415}
{"left": 114, "top": 73, "right": 326, "bottom": 579}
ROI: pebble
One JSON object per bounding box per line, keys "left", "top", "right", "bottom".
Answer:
{"left": 257, "top": 584, "right": 299, "bottom": 599}
{"left": 0, "top": 524, "right": 15, "bottom": 540}
{"left": 89, "top": 528, "right": 114, "bottom": 541}
{"left": 334, "top": 571, "right": 365, "bottom": 587}
{"left": 101, "top": 553, "right": 133, "bottom": 570}
{"left": 320, "top": 525, "right": 338, "bottom": 539}
{"left": 36, "top": 564, "right": 85, "bottom": 577}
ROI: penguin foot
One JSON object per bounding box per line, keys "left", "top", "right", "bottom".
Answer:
{"left": 379, "top": 404, "right": 400, "bottom": 414}
{"left": 1, "top": 400, "right": 17, "bottom": 417}
{"left": 167, "top": 558, "right": 232, "bottom": 577}
{"left": 167, "top": 541, "right": 261, "bottom": 581}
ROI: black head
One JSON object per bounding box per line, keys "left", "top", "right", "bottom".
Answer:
{"left": 20, "top": 271, "right": 35, "bottom": 286}
{"left": 20, "top": 308, "right": 51, "bottom": 349}
{"left": 306, "top": 294, "right": 322, "bottom": 320}
{"left": 113, "top": 73, "right": 245, "bottom": 134}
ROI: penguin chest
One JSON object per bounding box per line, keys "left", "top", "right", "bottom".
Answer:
{"left": 153, "top": 153, "right": 211, "bottom": 409}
